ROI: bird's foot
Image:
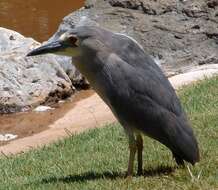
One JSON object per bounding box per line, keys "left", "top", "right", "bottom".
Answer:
{"left": 125, "top": 170, "right": 133, "bottom": 177}
{"left": 137, "top": 169, "right": 143, "bottom": 176}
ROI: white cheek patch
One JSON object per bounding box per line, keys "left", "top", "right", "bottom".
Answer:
{"left": 59, "top": 33, "right": 69, "bottom": 41}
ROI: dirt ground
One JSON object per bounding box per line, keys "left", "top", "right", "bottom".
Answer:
{"left": 0, "top": 90, "right": 93, "bottom": 146}
{"left": 0, "top": 89, "right": 116, "bottom": 155}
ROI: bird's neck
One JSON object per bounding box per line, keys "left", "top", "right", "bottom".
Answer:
{"left": 73, "top": 56, "right": 112, "bottom": 105}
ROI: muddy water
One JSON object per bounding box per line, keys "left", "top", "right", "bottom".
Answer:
{"left": 0, "top": 0, "right": 84, "bottom": 42}
{"left": 0, "top": 90, "right": 94, "bottom": 146}
{"left": 0, "top": 0, "right": 91, "bottom": 146}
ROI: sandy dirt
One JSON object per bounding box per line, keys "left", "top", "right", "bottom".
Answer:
{"left": 0, "top": 90, "right": 116, "bottom": 155}
{"left": 0, "top": 90, "right": 94, "bottom": 146}
{"left": 0, "top": 65, "right": 218, "bottom": 156}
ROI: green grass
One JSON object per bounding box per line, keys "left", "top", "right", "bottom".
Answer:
{"left": 1, "top": 76, "right": 218, "bottom": 190}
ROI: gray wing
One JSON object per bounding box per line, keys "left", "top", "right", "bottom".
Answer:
{"left": 102, "top": 52, "right": 199, "bottom": 164}
{"left": 110, "top": 33, "right": 183, "bottom": 116}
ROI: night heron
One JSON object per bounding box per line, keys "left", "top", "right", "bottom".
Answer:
{"left": 27, "top": 24, "right": 200, "bottom": 176}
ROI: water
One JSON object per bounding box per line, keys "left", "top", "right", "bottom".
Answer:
{"left": 0, "top": 90, "right": 94, "bottom": 146}
{"left": 0, "top": 0, "right": 84, "bottom": 42}
{"left": 0, "top": 0, "right": 89, "bottom": 146}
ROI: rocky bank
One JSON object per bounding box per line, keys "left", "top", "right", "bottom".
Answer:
{"left": 0, "top": 28, "right": 74, "bottom": 113}
{"left": 54, "top": 0, "right": 218, "bottom": 76}
{"left": 0, "top": 0, "right": 217, "bottom": 113}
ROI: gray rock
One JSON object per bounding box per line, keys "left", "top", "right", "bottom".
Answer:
{"left": 51, "top": 55, "right": 89, "bottom": 89}
{"left": 0, "top": 27, "right": 73, "bottom": 113}
{"left": 53, "top": 0, "right": 218, "bottom": 76}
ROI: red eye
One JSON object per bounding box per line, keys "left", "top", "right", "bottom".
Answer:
{"left": 68, "top": 36, "right": 78, "bottom": 45}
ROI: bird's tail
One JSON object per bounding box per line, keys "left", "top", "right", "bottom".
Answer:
{"left": 153, "top": 114, "right": 200, "bottom": 165}
{"left": 165, "top": 114, "right": 200, "bottom": 165}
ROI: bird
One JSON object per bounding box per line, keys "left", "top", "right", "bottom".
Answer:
{"left": 27, "top": 22, "right": 200, "bottom": 176}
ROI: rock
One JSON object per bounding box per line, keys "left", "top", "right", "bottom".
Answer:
{"left": 33, "top": 105, "right": 54, "bottom": 112}
{"left": 49, "top": 54, "right": 89, "bottom": 89}
{"left": 109, "top": 0, "right": 142, "bottom": 11}
{"left": 0, "top": 134, "right": 17, "bottom": 141}
{"left": 0, "top": 27, "right": 73, "bottom": 113}
{"left": 169, "top": 64, "right": 218, "bottom": 89}
{"left": 53, "top": 0, "right": 218, "bottom": 76}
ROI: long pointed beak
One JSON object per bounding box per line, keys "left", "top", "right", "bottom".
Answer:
{"left": 27, "top": 41, "right": 64, "bottom": 56}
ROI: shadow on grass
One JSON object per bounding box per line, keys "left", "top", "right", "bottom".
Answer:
{"left": 143, "top": 165, "right": 176, "bottom": 177}
{"left": 41, "top": 171, "right": 123, "bottom": 184}
{"left": 41, "top": 165, "right": 175, "bottom": 184}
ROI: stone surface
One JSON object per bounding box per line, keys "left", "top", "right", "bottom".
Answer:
{"left": 169, "top": 64, "right": 218, "bottom": 89}
{"left": 53, "top": 0, "right": 218, "bottom": 76}
{"left": 33, "top": 105, "right": 54, "bottom": 112}
{"left": 0, "top": 27, "right": 73, "bottom": 113}
{"left": 0, "top": 134, "right": 17, "bottom": 141}
{"left": 50, "top": 54, "right": 89, "bottom": 89}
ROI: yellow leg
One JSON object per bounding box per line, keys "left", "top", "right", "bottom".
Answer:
{"left": 136, "top": 134, "right": 143, "bottom": 175}
{"left": 127, "top": 135, "right": 137, "bottom": 176}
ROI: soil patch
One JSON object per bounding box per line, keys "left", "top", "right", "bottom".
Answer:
{"left": 0, "top": 90, "right": 94, "bottom": 146}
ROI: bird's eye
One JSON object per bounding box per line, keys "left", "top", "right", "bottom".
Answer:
{"left": 68, "top": 36, "right": 78, "bottom": 46}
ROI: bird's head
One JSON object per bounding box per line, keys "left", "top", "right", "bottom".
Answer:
{"left": 27, "top": 21, "right": 113, "bottom": 61}
{"left": 27, "top": 31, "right": 81, "bottom": 57}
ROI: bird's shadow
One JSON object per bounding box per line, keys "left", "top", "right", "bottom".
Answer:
{"left": 41, "top": 165, "right": 175, "bottom": 184}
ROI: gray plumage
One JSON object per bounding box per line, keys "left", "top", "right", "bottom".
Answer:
{"left": 27, "top": 24, "right": 200, "bottom": 175}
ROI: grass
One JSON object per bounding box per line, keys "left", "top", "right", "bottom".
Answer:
{"left": 0, "top": 76, "right": 218, "bottom": 190}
